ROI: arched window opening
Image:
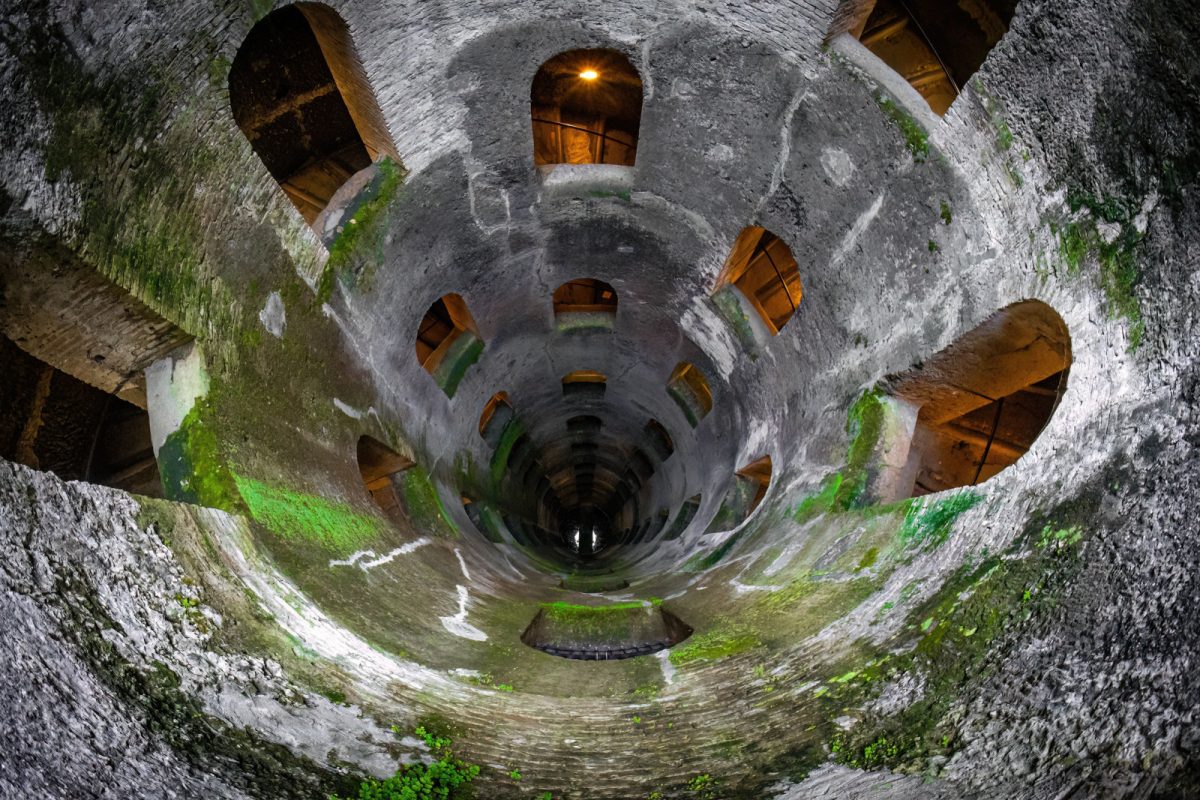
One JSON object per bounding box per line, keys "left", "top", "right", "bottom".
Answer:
{"left": 229, "top": 3, "right": 398, "bottom": 223}
{"left": 663, "top": 494, "right": 702, "bottom": 541}
{"left": 889, "top": 300, "right": 1070, "bottom": 496}
{"left": 479, "top": 391, "right": 512, "bottom": 440}
{"left": 1, "top": 333, "right": 162, "bottom": 497}
{"left": 462, "top": 495, "right": 480, "bottom": 526}
{"left": 736, "top": 456, "right": 773, "bottom": 515}
{"left": 666, "top": 362, "right": 713, "bottom": 427}
{"left": 489, "top": 415, "right": 528, "bottom": 485}
{"left": 531, "top": 49, "right": 643, "bottom": 167}
{"left": 553, "top": 279, "right": 618, "bottom": 332}
{"left": 839, "top": 0, "right": 1018, "bottom": 116}
{"left": 567, "top": 415, "right": 603, "bottom": 435}
{"left": 706, "top": 455, "right": 772, "bottom": 534}
{"left": 714, "top": 227, "right": 803, "bottom": 339}
{"left": 415, "top": 294, "right": 484, "bottom": 397}
{"left": 520, "top": 457, "right": 544, "bottom": 488}
{"left": 462, "top": 496, "right": 504, "bottom": 543}
{"left": 508, "top": 434, "right": 535, "bottom": 477}
{"left": 357, "top": 435, "right": 414, "bottom": 514}
{"left": 644, "top": 419, "right": 674, "bottom": 461}
{"left": 651, "top": 508, "right": 670, "bottom": 538}
{"left": 562, "top": 369, "right": 607, "bottom": 400}
{"left": 631, "top": 448, "right": 655, "bottom": 482}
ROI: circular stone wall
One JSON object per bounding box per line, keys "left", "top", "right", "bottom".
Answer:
{"left": 0, "top": 1, "right": 1198, "bottom": 798}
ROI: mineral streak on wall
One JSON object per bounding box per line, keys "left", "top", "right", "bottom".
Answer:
{"left": 0, "top": 1, "right": 1198, "bottom": 799}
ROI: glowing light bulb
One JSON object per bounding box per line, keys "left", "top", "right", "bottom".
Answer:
{"left": 579, "top": 69, "right": 599, "bottom": 81}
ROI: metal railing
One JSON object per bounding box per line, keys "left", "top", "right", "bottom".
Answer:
{"left": 531, "top": 117, "right": 636, "bottom": 166}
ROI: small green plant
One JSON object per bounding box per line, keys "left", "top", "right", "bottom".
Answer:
{"left": 995, "top": 119, "right": 1014, "bottom": 150}
{"left": 687, "top": 773, "right": 720, "bottom": 799}
{"left": 876, "top": 96, "right": 929, "bottom": 161}
{"left": 509, "top": 769, "right": 522, "bottom": 781}
{"left": 940, "top": 200, "right": 952, "bottom": 225}
{"left": 1054, "top": 191, "right": 1146, "bottom": 349}
{"left": 632, "top": 684, "right": 659, "bottom": 701}
{"left": 860, "top": 735, "right": 899, "bottom": 767}
{"left": 1035, "top": 524, "right": 1083, "bottom": 553}
{"left": 1005, "top": 161, "right": 1024, "bottom": 188}
{"left": 836, "top": 389, "right": 886, "bottom": 511}
{"left": 334, "top": 726, "right": 479, "bottom": 800}
{"left": 830, "top": 733, "right": 899, "bottom": 769}
{"left": 466, "top": 672, "right": 514, "bottom": 692}
{"left": 927, "top": 239, "right": 940, "bottom": 253}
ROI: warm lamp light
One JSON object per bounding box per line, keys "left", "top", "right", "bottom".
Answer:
{"left": 579, "top": 69, "right": 599, "bottom": 80}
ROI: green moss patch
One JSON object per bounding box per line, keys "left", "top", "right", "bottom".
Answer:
{"left": 1053, "top": 190, "right": 1146, "bottom": 349}
{"left": 61, "top": 578, "right": 356, "bottom": 798}
{"left": 667, "top": 382, "right": 707, "bottom": 428}
{"left": 669, "top": 629, "right": 760, "bottom": 667}
{"left": 555, "top": 310, "right": 616, "bottom": 333}
{"left": 433, "top": 332, "right": 485, "bottom": 398}
{"left": 835, "top": 389, "right": 885, "bottom": 510}
{"left": 321, "top": 156, "right": 407, "bottom": 300}
{"left": 812, "top": 501, "right": 1091, "bottom": 772}
{"left": 711, "top": 286, "right": 760, "bottom": 355}
{"left": 234, "top": 475, "right": 383, "bottom": 554}
{"left": 333, "top": 726, "right": 479, "bottom": 800}
{"left": 542, "top": 599, "right": 658, "bottom": 616}
{"left": 470, "top": 501, "right": 506, "bottom": 543}
{"left": 400, "top": 466, "right": 458, "bottom": 538}
{"left": 876, "top": 96, "right": 929, "bottom": 162}
{"left": 792, "top": 474, "right": 844, "bottom": 523}
{"left": 489, "top": 418, "right": 527, "bottom": 486}
{"left": 899, "top": 492, "right": 983, "bottom": 549}
{"left": 19, "top": 20, "right": 249, "bottom": 341}
{"left": 530, "top": 600, "right": 672, "bottom": 648}
{"left": 157, "top": 400, "right": 240, "bottom": 509}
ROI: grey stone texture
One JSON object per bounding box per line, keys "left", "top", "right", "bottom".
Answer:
{"left": 0, "top": 0, "right": 1198, "bottom": 798}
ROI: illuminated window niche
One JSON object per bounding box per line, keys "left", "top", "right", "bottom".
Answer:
{"left": 712, "top": 227, "right": 803, "bottom": 352}
{"left": 531, "top": 48, "right": 643, "bottom": 167}
{"left": 553, "top": 278, "right": 618, "bottom": 332}
{"left": 562, "top": 369, "right": 608, "bottom": 400}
